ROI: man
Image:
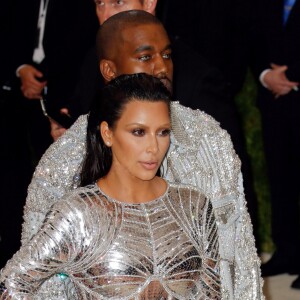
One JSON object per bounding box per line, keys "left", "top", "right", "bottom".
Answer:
{"left": 22, "top": 11, "right": 263, "bottom": 299}
{"left": 0, "top": 1, "right": 33, "bottom": 269}
{"left": 50, "top": 0, "right": 157, "bottom": 139}
{"left": 50, "top": 0, "right": 260, "bottom": 251}
{"left": 0, "top": 0, "right": 98, "bottom": 269}
{"left": 13, "top": 0, "right": 98, "bottom": 158}
{"left": 252, "top": 0, "right": 300, "bottom": 289}
{"left": 53, "top": 0, "right": 229, "bottom": 143}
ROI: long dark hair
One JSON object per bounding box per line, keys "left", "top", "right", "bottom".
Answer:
{"left": 80, "top": 73, "right": 172, "bottom": 186}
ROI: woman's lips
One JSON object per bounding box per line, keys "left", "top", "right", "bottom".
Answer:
{"left": 140, "top": 161, "right": 158, "bottom": 170}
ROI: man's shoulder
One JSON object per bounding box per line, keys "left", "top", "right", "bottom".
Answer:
{"left": 30, "top": 114, "right": 89, "bottom": 198}
{"left": 68, "top": 114, "right": 88, "bottom": 133}
{"left": 168, "top": 181, "right": 206, "bottom": 197}
{"left": 49, "top": 114, "right": 88, "bottom": 151}
{"left": 36, "top": 114, "right": 88, "bottom": 168}
{"left": 167, "top": 102, "right": 240, "bottom": 198}
{"left": 170, "top": 101, "right": 231, "bottom": 148}
{"left": 171, "top": 101, "right": 221, "bottom": 129}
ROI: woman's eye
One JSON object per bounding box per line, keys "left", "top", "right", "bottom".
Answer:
{"left": 159, "top": 129, "right": 171, "bottom": 136}
{"left": 132, "top": 129, "right": 145, "bottom": 136}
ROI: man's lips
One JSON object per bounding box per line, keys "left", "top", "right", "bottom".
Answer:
{"left": 160, "top": 78, "right": 172, "bottom": 93}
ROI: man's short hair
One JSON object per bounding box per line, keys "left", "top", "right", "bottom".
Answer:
{"left": 96, "top": 10, "right": 162, "bottom": 62}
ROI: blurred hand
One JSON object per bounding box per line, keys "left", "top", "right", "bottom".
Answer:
{"left": 263, "top": 64, "right": 298, "bottom": 98}
{"left": 49, "top": 117, "right": 66, "bottom": 141}
{"left": 60, "top": 108, "right": 70, "bottom": 117}
{"left": 18, "top": 65, "right": 47, "bottom": 99}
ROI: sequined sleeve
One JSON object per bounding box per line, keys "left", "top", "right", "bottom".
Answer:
{"left": 21, "top": 115, "right": 88, "bottom": 245}
{"left": 0, "top": 188, "right": 110, "bottom": 299}
{"left": 165, "top": 102, "right": 264, "bottom": 299}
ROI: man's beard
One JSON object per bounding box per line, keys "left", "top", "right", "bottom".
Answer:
{"left": 159, "top": 77, "right": 173, "bottom": 94}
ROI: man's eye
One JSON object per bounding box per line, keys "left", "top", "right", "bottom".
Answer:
{"left": 159, "top": 129, "right": 171, "bottom": 137}
{"left": 113, "top": 0, "right": 124, "bottom": 6}
{"left": 132, "top": 129, "right": 145, "bottom": 136}
{"left": 139, "top": 55, "right": 151, "bottom": 62}
{"left": 95, "top": 0, "right": 103, "bottom": 6}
{"left": 162, "top": 52, "right": 172, "bottom": 59}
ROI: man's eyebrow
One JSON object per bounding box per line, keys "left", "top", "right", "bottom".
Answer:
{"left": 162, "top": 44, "right": 172, "bottom": 52}
{"left": 134, "top": 44, "right": 172, "bottom": 54}
{"left": 134, "top": 45, "right": 154, "bottom": 53}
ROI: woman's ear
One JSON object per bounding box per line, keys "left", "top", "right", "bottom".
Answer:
{"left": 143, "top": 0, "right": 157, "bottom": 14}
{"left": 100, "top": 121, "right": 113, "bottom": 146}
{"left": 100, "top": 59, "right": 117, "bottom": 82}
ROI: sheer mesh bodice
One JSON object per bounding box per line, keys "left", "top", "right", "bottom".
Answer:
{"left": 0, "top": 183, "right": 221, "bottom": 299}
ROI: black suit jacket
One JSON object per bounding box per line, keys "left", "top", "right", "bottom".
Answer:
{"left": 0, "top": 1, "right": 19, "bottom": 86}
{"left": 160, "top": 0, "right": 254, "bottom": 96}
{"left": 253, "top": 0, "right": 300, "bottom": 107}
{"left": 253, "top": 0, "right": 300, "bottom": 78}
{"left": 171, "top": 38, "right": 232, "bottom": 111}
{"left": 11, "top": 0, "right": 98, "bottom": 111}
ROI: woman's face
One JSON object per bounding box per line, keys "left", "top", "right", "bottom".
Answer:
{"left": 102, "top": 100, "right": 171, "bottom": 181}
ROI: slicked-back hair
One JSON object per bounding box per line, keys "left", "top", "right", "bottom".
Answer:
{"left": 96, "top": 10, "right": 163, "bottom": 62}
{"left": 80, "top": 73, "right": 172, "bottom": 186}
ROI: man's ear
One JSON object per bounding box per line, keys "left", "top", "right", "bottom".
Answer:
{"left": 144, "top": 0, "right": 157, "bottom": 15}
{"left": 100, "top": 121, "right": 113, "bottom": 146}
{"left": 100, "top": 59, "right": 117, "bottom": 82}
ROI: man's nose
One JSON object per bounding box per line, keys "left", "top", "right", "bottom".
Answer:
{"left": 103, "top": 8, "right": 110, "bottom": 23}
{"left": 99, "top": 7, "right": 111, "bottom": 24}
{"left": 153, "top": 55, "right": 168, "bottom": 78}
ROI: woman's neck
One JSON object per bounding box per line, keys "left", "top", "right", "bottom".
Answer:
{"left": 97, "top": 173, "right": 167, "bottom": 204}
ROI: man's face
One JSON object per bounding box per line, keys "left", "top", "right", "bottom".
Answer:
{"left": 95, "top": 0, "right": 148, "bottom": 24}
{"left": 110, "top": 24, "right": 173, "bottom": 91}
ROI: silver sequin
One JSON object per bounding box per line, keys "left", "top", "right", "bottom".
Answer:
{"left": 1, "top": 183, "right": 221, "bottom": 299}
{"left": 15, "top": 102, "right": 263, "bottom": 299}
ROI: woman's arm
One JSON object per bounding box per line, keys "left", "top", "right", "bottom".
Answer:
{"left": 0, "top": 190, "right": 101, "bottom": 299}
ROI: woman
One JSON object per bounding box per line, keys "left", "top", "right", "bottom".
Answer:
{"left": 0, "top": 74, "right": 221, "bottom": 299}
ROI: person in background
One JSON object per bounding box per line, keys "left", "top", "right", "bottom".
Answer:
{"left": 13, "top": 0, "right": 98, "bottom": 159}
{"left": 0, "top": 0, "right": 98, "bottom": 269}
{"left": 251, "top": 0, "right": 300, "bottom": 290}
{"left": 0, "top": 1, "right": 32, "bottom": 269}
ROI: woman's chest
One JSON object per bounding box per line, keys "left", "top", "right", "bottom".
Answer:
{"left": 76, "top": 205, "right": 209, "bottom": 299}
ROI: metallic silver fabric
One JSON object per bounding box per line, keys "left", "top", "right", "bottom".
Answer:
{"left": 1, "top": 183, "right": 221, "bottom": 299}
{"left": 19, "top": 102, "right": 264, "bottom": 299}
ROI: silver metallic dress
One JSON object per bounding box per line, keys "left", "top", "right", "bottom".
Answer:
{"left": 10, "top": 102, "right": 263, "bottom": 299}
{"left": 0, "top": 183, "right": 221, "bottom": 299}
